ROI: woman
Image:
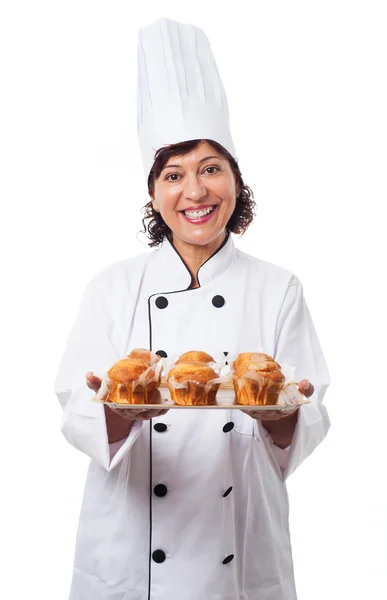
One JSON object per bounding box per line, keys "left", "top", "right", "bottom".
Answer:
{"left": 55, "top": 18, "right": 330, "bottom": 600}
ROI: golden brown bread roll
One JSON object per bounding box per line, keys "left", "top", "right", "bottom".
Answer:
{"left": 127, "top": 348, "right": 161, "bottom": 364}
{"left": 167, "top": 362, "right": 219, "bottom": 406}
{"left": 232, "top": 352, "right": 280, "bottom": 375}
{"left": 232, "top": 352, "right": 285, "bottom": 406}
{"left": 175, "top": 351, "right": 215, "bottom": 365}
{"left": 106, "top": 350, "right": 161, "bottom": 405}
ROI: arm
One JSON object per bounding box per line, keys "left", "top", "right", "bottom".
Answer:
{"left": 261, "top": 409, "right": 299, "bottom": 449}
{"left": 259, "top": 278, "right": 331, "bottom": 479}
{"left": 104, "top": 405, "right": 134, "bottom": 443}
{"left": 260, "top": 379, "right": 315, "bottom": 448}
{"left": 54, "top": 275, "right": 144, "bottom": 471}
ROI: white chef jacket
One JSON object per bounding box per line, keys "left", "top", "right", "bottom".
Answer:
{"left": 54, "top": 233, "right": 330, "bottom": 600}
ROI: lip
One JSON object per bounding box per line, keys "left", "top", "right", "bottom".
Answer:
{"left": 180, "top": 204, "right": 219, "bottom": 225}
{"left": 180, "top": 204, "right": 217, "bottom": 212}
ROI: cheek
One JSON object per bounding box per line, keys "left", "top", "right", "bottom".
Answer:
{"left": 158, "top": 189, "right": 180, "bottom": 212}
{"left": 214, "top": 178, "right": 236, "bottom": 201}
{"left": 217, "top": 184, "right": 237, "bottom": 214}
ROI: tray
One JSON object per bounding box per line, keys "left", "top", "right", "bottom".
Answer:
{"left": 94, "top": 381, "right": 309, "bottom": 411}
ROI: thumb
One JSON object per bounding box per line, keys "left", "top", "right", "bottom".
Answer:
{"left": 85, "top": 372, "right": 101, "bottom": 391}
{"left": 299, "top": 379, "right": 314, "bottom": 397}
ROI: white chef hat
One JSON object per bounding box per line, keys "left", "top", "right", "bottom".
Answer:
{"left": 137, "top": 17, "right": 237, "bottom": 178}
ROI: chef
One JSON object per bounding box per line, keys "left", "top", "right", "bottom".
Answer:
{"left": 54, "top": 17, "right": 330, "bottom": 600}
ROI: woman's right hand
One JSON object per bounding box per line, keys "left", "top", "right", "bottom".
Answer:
{"left": 86, "top": 371, "right": 102, "bottom": 393}
{"left": 85, "top": 372, "right": 169, "bottom": 421}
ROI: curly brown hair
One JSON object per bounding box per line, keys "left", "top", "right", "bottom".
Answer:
{"left": 141, "top": 138, "right": 256, "bottom": 247}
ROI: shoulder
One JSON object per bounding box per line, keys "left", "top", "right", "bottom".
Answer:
{"left": 234, "top": 248, "right": 301, "bottom": 289}
{"left": 88, "top": 248, "right": 154, "bottom": 293}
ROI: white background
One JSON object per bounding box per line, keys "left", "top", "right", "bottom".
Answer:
{"left": 1, "top": 1, "right": 386, "bottom": 598}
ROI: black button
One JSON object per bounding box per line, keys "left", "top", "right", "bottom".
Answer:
{"left": 212, "top": 295, "right": 225, "bottom": 308}
{"left": 156, "top": 350, "right": 168, "bottom": 358}
{"left": 223, "top": 554, "right": 234, "bottom": 565}
{"left": 155, "top": 296, "right": 168, "bottom": 309}
{"left": 154, "top": 423, "right": 168, "bottom": 433}
{"left": 154, "top": 484, "right": 168, "bottom": 497}
{"left": 223, "top": 422, "right": 235, "bottom": 433}
{"left": 152, "top": 550, "right": 166, "bottom": 563}
{"left": 223, "top": 486, "right": 233, "bottom": 498}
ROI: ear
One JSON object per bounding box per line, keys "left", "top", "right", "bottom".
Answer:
{"left": 233, "top": 174, "right": 241, "bottom": 198}
{"left": 151, "top": 198, "right": 160, "bottom": 213}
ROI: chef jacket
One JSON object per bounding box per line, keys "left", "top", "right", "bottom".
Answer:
{"left": 54, "top": 233, "right": 330, "bottom": 600}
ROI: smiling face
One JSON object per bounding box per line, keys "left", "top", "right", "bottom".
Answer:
{"left": 151, "top": 141, "right": 239, "bottom": 248}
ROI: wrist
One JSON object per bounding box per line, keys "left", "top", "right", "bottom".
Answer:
{"left": 261, "top": 409, "right": 299, "bottom": 449}
{"left": 104, "top": 405, "right": 135, "bottom": 443}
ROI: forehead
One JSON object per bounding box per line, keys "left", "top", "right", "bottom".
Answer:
{"left": 164, "top": 141, "right": 223, "bottom": 167}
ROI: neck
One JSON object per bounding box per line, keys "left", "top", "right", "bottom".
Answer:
{"left": 171, "top": 231, "right": 228, "bottom": 288}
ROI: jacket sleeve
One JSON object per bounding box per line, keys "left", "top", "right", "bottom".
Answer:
{"left": 270, "top": 277, "right": 331, "bottom": 480}
{"left": 53, "top": 274, "right": 143, "bottom": 471}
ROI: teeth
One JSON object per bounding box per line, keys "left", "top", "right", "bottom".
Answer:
{"left": 184, "top": 206, "right": 215, "bottom": 219}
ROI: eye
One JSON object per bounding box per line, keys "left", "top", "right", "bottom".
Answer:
{"left": 165, "top": 173, "right": 181, "bottom": 182}
{"left": 204, "top": 166, "right": 220, "bottom": 174}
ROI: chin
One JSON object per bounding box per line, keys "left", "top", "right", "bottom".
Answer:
{"left": 173, "top": 228, "right": 227, "bottom": 247}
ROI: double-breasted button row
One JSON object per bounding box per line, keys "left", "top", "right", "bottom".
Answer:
{"left": 152, "top": 422, "right": 168, "bottom": 562}
{"left": 155, "top": 295, "right": 226, "bottom": 309}
{"left": 152, "top": 420, "right": 234, "bottom": 566}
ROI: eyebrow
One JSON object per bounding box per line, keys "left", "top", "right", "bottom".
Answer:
{"left": 162, "top": 155, "right": 222, "bottom": 171}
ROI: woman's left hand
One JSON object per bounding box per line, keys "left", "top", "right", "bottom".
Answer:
{"left": 243, "top": 378, "right": 314, "bottom": 421}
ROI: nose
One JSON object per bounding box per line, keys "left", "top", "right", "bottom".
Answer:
{"left": 183, "top": 174, "right": 207, "bottom": 202}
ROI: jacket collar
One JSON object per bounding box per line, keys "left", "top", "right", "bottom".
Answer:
{"left": 150, "top": 232, "right": 236, "bottom": 292}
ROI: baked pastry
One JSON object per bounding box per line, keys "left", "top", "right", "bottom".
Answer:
{"left": 232, "top": 352, "right": 281, "bottom": 374}
{"left": 167, "top": 361, "right": 219, "bottom": 406}
{"left": 127, "top": 348, "right": 160, "bottom": 364}
{"left": 232, "top": 352, "right": 285, "bottom": 406}
{"left": 106, "top": 350, "right": 161, "bottom": 404}
{"left": 176, "top": 351, "right": 215, "bottom": 365}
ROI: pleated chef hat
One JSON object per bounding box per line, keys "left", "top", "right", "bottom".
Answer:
{"left": 137, "top": 17, "right": 237, "bottom": 178}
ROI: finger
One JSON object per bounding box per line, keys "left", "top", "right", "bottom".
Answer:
{"left": 107, "top": 406, "right": 125, "bottom": 416}
{"left": 305, "top": 383, "right": 314, "bottom": 397}
{"left": 298, "top": 379, "right": 314, "bottom": 398}
{"left": 109, "top": 407, "right": 141, "bottom": 419}
{"left": 108, "top": 408, "right": 164, "bottom": 421}
{"left": 247, "top": 408, "right": 296, "bottom": 421}
{"left": 86, "top": 372, "right": 102, "bottom": 391}
{"left": 140, "top": 409, "right": 169, "bottom": 419}
{"left": 86, "top": 380, "right": 100, "bottom": 392}
{"left": 86, "top": 372, "right": 100, "bottom": 383}
{"left": 243, "top": 410, "right": 279, "bottom": 420}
